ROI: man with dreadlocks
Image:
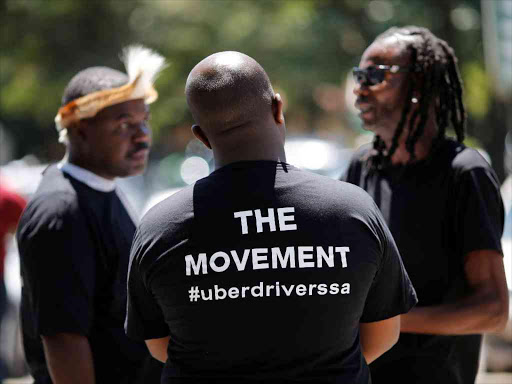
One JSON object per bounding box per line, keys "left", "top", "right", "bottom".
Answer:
{"left": 16, "top": 46, "right": 165, "bottom": 384}
{"left": 342, "top": 26, "right": 509, "bottom": 383}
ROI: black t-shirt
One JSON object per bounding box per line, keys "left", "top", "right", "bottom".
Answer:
{"left": 126, "top": 161, "right": 417, "bottom": 384}
{"left": 342, "top": 139, "right": 504, "bottom": 384}
{"left": 16, "top": 165, "right": 161, "bottom": 384}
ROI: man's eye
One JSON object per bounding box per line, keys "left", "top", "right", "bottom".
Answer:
{"left": 120, "top": 122, "right": 130, "bottom": 130}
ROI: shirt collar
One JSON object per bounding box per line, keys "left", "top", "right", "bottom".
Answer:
{"left": 58, "top": 161, "right": 116, "bottom": 192}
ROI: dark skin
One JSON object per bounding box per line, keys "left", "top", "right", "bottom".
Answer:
{"left": 67, "top": 99, "right": 151, "bottom": 179}
{"left": 42, "top": 99, "right": 151, "bottom": 384}
{"left": 354, "top": 35, "right": 437, "bottom": 165}
{"left": 354, "top": 38, "right": 412, "bottom": 139}
{"left": 42, "top": 333, "right": 95, "bottom": 384}
{"left": 186, "top": 51, "right": 286, "bottom": 169}
{"left": 190, "top": 92, "right": 286, "bottom": 170}
{"left": 354, "top": 36, "right": 509, "bottom": 335}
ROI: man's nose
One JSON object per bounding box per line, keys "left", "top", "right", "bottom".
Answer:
{"left": 133, "top": 122, "right": 151, "bottom": 142}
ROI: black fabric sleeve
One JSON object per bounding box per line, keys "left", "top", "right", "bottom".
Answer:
{"left": 340, "top": 144, "right": 370, "bottom": 184}
{"left": 455, "top": 167, "right": 504, "bottom": 256}
{"left": 340, "top": 155, "right": 360, "bottom": 183}
{"left": 125, "top": 229, "right": 169, "bottom": 341}
{"left": 18, "top": 198, "right": 96, "bottom": 336}
{"left": 360, "top": 205, "right": 418, "bottom": 323}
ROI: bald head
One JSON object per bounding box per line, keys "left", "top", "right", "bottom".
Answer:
{"left": 186, "top": 51, "right": 274, "bottom": 131}
{"left": 185, "top": 51, "right": 286, "bottom": 168}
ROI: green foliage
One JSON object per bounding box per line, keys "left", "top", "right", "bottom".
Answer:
{"left": 462, "top": 62, "right": 492, "bottom": 119}
{"left": 0, "top": 0, "right": 502, "bottom": 164}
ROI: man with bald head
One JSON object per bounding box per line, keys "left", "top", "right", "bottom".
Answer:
{"left": 126, "top": 51, "right": 417, "bottom": 383}
{"left": 185, "top": 51, "right": 286, "bottom": 169}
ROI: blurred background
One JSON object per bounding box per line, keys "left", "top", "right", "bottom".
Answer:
{"left": 0, "top": 0, "right": 511, "bottom": 382}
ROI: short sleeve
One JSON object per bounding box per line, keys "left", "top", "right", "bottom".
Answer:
{"left": 340, "top": 154, "right": 361, "bottom": 184}
{"left": 340, "top": 144, "right": 371, "bottom": 184}
{"left": 125, "top": 229, "right": 169, "bottom": 341}
{"left": 360, "top": 206, "right": 417, "bottom": 323}
{"left": 455, "top": 167, "right": 504, "bottom": 256}
{"left": 17, "top": 197, "right": 96, "bottom": 336}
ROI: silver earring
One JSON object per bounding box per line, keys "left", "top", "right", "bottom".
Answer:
{"left": 411, "top": 97, "right": 418, "bottom": 104}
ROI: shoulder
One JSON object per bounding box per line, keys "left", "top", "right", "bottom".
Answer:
{"left": 294, "top": 170, "right": 389, "bottom": 250}
{"left": 27, "top": 189, "right": 78, "bottom": 218}
{"left": 16, "top": 188, "right": 87, "bottom": 256}
{"left": 132, "top": 185, "right": 194, "bottom": 267}
{"left": 340, "top": 143, "right": 373, "bottom": 182}
{"left": 442, "top": 141, "right": 500, "bottom": 188}
{"left": 288, "top": 167, "right": 379, "bottom": 215}
{"left": 449, "top": 142, "right": 494, "bottom": 173}
{"left": 306, "top": 168, "right": 372, "bottom": 198}
{"left": 19, "top": 193, "right": 80, "bottom": 239}
{"left": 138, "top": 184, "right": 194, "bottom": 233}
{"left": 20, "top": 169, "right": 82, "bottom": 232}
{"left": 29, "top": 165, "right": 80, "bottom": 200}
{"left": 344, "top": 143, "right": 373, "bottom": 168}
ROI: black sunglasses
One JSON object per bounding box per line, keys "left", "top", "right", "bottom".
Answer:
{"left": 352, "top": 65, "right": 416, "bottom": 86}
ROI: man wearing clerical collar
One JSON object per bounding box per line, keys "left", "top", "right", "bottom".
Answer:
{"left": 16, "top": 46, "right": 165, "bottom": 384}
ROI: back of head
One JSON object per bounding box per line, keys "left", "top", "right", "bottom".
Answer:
{"left": 185, "top": 51, "right": 284, "bottom": 166}
{"left": 187, "top": 51, "right": 277, "bottom": 131}
{"left": 62, "top": 66, "right": 129, "bottom": 106}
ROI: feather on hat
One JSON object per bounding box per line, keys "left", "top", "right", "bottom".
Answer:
{"left": 55, "top": 45, "right": 166, "bottom": 143}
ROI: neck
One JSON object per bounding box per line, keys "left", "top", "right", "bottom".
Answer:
{"left": 213, "top": 142, "right": 286, "bottom": 170}
{"left": 211, "top": 120, "right": 287, "bottom": 169}
{"left": 383, "top": 120, "right": 437, "bottom": 165}
{"left": 66, "top": 151, "right": 115, "bottom": 180}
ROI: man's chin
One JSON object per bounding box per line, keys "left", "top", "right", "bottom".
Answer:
{"left": 116, "top": 162, "right": 148, "bottom": 178}
{"left": 360, "top": 119, "right": 377, "bottom": 132}
{"left": 128, "top": 163, "right": 147, "bottom": 177}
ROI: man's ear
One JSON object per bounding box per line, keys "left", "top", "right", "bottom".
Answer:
{"left": 272, "top": 93, "right": 285, "bottom": 125}
{"left": 191, "top": 124, "right": 211, "bottom": 149}
{"left": 79, "top": 119, "right": 92, "bottom": 141}
{"left": 67, "top": 120, "right": 88, "bottom": 146}
{"left": 66, "top": 120, "right": 90, "bottom": 156}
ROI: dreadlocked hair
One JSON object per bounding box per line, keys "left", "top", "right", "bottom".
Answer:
{"left": 369, "top": 26, "right": 466, "bottom": 169}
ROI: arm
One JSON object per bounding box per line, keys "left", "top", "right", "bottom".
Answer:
{"left": 401, "top": 249, "right": 509, "bottom": 335}
{"left": 42, "top": 333, "right": 95, "bottom": 384}
{"left": 16, "top": 198, "right": 98, "bottom": 382}
{"left": 360, "top": 315, "right": 400, "bottom": 364}
{"left": 126, "top": 226, "right": 170, "bottom": 351}
{"left": 145, "top": 336, "right": 171, "bottom": 363}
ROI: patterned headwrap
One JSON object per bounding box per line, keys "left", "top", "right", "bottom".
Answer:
{"left": 55, "top": 45, "right": 166, "bottom": 143}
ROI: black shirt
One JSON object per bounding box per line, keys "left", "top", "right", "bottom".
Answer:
{"left": 17, "top": 165, "right": 161, "bottom": 384}
{"left": 342, "top": 139, "right": 504, "bottom": 384}
{"left": 126, "top": 161, "right": 417, "bottom": 383}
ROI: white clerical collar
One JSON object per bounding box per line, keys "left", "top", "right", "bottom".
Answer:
{"left": 58, "top": 161, "right": 116, "bottom": 192}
